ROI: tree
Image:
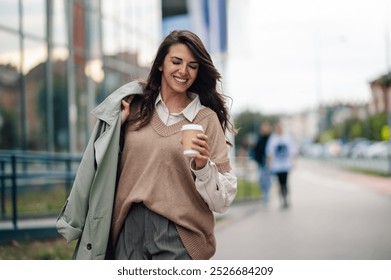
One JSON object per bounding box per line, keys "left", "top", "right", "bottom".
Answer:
{"left": 369, "top": 112, "right": 386, "bottom": 141}
{"left": 234, "top": 110, "right": 278, "bottom": 151}
{"left": 318, "top": 112, "right": 387, "bottom": 143}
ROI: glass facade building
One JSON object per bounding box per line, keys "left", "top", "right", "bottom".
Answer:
{"left": 0, "top": 0, "right": 161, "bottom": 153}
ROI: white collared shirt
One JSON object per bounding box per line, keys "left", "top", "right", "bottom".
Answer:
{"left": 155, "top": 92, "right": 205, "bottom": 125}
{"left": 155, "top": 93, "right": 237, "bottom": 213}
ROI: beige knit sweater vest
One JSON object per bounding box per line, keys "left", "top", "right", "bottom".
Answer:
{"left": 111, "top": 107, "right": 231, "bottom": 259}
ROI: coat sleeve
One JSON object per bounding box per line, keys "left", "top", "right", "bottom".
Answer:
{"left": 56, "top": 120, "right": 104, "bottom": 243}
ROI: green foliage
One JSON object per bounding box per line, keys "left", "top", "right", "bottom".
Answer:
{"left": 318, "top": 112, "right": 387, "bottom": 142}
{"left": 235, "top": 179, "right": 262, "bottom": 201}
{"left": 349, "top": 120, "right": 363, "bottom": 139}
{"left": 319, "top": 129, "right": 335, "bottom": 143}
{"left": 369, "top": 112, "right": 387, "bottom": 141}
{"left": 234, "top": 110, "right": 261, "bottom": 149}
{"left": 4, "top": 186, "right": 66, "bottom": 218}
{"left": 376, "top": 74, "right": 391, "bottom": 87}
{"left": 0, "top": 238, "right": 76, "bottom": 260}
{"left": 234, "top": 110, "right": 278, "bottom": 149}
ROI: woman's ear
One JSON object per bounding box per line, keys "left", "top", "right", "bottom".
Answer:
{"left": 158, "top": 66, "right": 162, "bottom": 71}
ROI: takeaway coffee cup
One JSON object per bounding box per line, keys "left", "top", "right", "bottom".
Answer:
{"left": 181, "top": 124, "right": 204, "bottom": 157}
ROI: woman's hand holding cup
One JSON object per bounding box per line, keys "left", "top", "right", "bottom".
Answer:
{"left": 181, "top": 124, "right": 209, "bottom": 170}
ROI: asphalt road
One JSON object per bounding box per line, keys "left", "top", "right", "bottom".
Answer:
{"left": 213, "top": 158, "right": 391, "bottom": 260}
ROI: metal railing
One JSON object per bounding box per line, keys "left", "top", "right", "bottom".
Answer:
{"left": 0, "top": 150, "right": 82, "bottom": 230}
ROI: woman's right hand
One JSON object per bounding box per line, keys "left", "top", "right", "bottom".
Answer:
{"left": 121, "top": 99, "right": 130, "bottom": 125}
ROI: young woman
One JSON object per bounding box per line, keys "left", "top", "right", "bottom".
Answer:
{"left": 57, "top": 30, "right": 237, "bottom": 260}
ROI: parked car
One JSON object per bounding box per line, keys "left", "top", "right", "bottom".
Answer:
{"left": 324, "top": 140, "right": 342, "bottom": 157}
{"left": 340, "top": 138, "right": 371, "bottom": 158}
{"left": 350, "top": 140, "right": 372, "bottom": 158}
{"left": 302, "top": 143, "right": 325, "bottom": 158}
{"left": 365, "top": 141, "right": 390, "bottom": 158}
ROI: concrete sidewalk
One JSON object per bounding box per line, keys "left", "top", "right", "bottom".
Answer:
{"left": 213, "top": 158, "right": 391, "bottom": 260}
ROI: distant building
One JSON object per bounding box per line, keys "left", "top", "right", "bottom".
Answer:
{"left": 369, "top": 74, "right": 391, "bottom": 115}
{"left": 283, "top": 100, "right": 370, "bottom": 147}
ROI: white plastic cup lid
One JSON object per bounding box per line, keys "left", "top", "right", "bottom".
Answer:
{"left": 183, "top": 150, "right": 199, "bottom": 156}
{"left": 181, "top": 124, "right": 204, "bottom": 131}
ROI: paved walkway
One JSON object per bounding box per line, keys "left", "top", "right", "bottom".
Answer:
{"left": 213, "top": 158, "right": 391, "bottom": 260}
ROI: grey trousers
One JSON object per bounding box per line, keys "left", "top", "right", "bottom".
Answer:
{"left": 114, "top": 203, "right": 192, "bottom": 260}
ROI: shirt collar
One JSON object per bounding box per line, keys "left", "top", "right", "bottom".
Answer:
{"left": 155, "top": 92, "right": 203, "bottom": 122}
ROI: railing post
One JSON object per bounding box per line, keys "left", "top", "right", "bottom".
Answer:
{"left": 65, "top": 155, "right": 72, "bottom": 198}
{"left": 11, "top": 154, "right": 18, "bottom": 229}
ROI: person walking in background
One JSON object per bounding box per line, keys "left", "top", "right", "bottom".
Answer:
{"left": 56, "top": 30, "right": 237, "bottom": 260}
{"left": 266, "top": 122, "right": 297, "bottom": 208}
{"left": 253, "top": 121, "right": 272, "bottom": 204}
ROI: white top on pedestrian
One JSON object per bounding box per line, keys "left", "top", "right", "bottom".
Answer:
{"left": 266, "top": 132, "right": 298, "bottom": 173}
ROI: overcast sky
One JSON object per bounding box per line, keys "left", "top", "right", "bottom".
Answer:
{"left": 225, "top": 0, "right": 391, "bottom": 115}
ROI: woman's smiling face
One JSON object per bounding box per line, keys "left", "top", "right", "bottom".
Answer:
{"left": 160, "top": 43, "right": 199, "bottom": 96}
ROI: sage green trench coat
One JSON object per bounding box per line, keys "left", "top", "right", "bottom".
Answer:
{"left": 56, "top": 81, "right": 142, "bottom": 259}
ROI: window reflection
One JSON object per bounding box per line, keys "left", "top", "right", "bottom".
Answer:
{"left": 24, "top": 39, "right": 47, "bottom": 150}
{"left": 89, "top": 0, "right": 100, "bottom": 11}
{"left": 0, "top": 0, "right": 18, "bottom": 30}
{"left": 23, "top": 0, "right": 45, "bottom": 39}
{"left": 0, "top": 30, "right": 20, "bottom": 149}
{"left": 102, "top": 0, "right": 117, "bottom": 17}
{"left": 22, "top": 40, "right": 46, "bottom": 74}
{"left": 102, "top": 18, "right": 118, "bottom": 55}
{"left": 53, "top": 0, "right": 67, "bottom": 46}
{"left": 0, "top": 0, "right": 160, "bottom": 152}
{"left": 0, "top": 30, "right": 20, "bottom": 70}
{"left": 88, "top": 7, "right": 101, "bottom": 59}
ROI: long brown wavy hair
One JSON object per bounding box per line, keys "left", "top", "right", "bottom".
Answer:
{"left": 133, "top": 30, "right": 236, "bottom": 143}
